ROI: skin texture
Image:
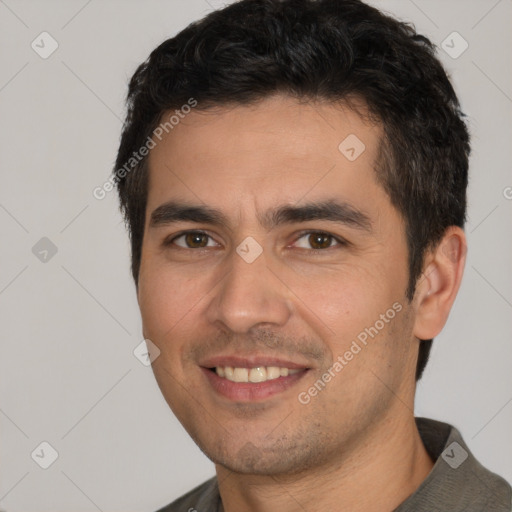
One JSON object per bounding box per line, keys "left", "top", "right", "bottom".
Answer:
{"left": 138, "top": 94, "right": 466, "bottom": 511}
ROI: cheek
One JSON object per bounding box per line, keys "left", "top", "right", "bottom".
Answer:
{"left": 138, "top": 259, "right": 206, "bottom": 340}
{"left": 284, "top": 260, "right": 409, "bottom": 383}
{"left": 285, "top": 263, "right": 390, "bottom": 341}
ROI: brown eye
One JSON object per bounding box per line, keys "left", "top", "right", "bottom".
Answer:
{"left": 184, "top": 232, "right": 209, "bottom": 248}
{"left": 171, "top": 231, "right": 216, "bottom": 249}
{"left": 293, "top": 231, "right": 343, "bottom": 250}
{"left": 308, "top": 232, "right": 334, "bottom": 249}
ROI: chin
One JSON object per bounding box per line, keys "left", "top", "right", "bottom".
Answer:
{"left": 198, "top": 436, "right": 325, "bottom": 476}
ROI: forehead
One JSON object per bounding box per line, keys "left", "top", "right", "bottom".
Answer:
{"left": 146, "top": 94, "right": 388, "bottom": 220}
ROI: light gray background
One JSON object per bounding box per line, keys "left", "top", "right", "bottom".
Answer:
{"left": 0, "top": 1, "right": 510, "bottom": 511}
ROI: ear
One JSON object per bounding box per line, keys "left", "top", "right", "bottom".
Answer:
{"left": 413, "top": 226, "right": 467, "bottom": 340}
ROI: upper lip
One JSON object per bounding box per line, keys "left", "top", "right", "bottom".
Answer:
{"left": 200, "top": 354, "right": 311, "bottom": 370}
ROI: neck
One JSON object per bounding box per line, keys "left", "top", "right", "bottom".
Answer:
{"left": 216, "top": 413, "right": 433, "bottom": 512}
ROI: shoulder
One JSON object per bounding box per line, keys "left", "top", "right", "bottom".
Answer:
{"left": 155, "top": 477, "right": 220, "bottom": 512}
{"left": 397, "top": 418, "right": 512, "bottom": 511}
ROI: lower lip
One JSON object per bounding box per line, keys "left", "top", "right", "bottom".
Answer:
{"left": 202, "top": 368, "right": 308, "bottom": 402}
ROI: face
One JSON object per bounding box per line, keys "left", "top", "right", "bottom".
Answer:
{"left": 138, "top": 95, "right": 419, "bottom": 475}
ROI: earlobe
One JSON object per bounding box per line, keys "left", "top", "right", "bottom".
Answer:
{"left": 413, "top": 227, "right": 467, "bottom": 340}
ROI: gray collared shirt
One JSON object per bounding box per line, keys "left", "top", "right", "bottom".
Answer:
{"left": 156, "top": 418, "right": 511, "bottom": 512}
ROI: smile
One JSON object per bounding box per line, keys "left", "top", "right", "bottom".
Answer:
{"left": 202, "top": 365, "right": 308, "bottom": 402}
{"left": 215, "top": 366, "right": 301, "bottom": 383}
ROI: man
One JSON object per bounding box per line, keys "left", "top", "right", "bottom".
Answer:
{"left": 113, "top": 0, "right": 511, "bottom": 510}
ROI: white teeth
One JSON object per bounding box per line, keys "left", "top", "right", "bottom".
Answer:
{"left": 249, "top": 367, "right": 267, "bottom": 383}
{"left": 233, "top": 367, "right": 249, "bottom": 382}
{"left": 266, "top": 366, "right": 281, "bottom": 380}
{"left": 215, "top": 365, "right": 302, "bottom": 383}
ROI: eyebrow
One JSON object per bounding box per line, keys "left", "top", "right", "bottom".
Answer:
{"left": 149, "top": 200, "right": 372, "bottom": 232}
{"left": 150, "top": 202, "right": 227, "bottom": 227}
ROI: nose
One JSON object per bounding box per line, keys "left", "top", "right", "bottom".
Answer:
{"left": 205, "top": 248, "right": 293, "bottom": 334}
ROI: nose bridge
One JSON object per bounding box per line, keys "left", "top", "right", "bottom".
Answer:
{"left": 206, "top": 246, "right": 292, "bottom": 333}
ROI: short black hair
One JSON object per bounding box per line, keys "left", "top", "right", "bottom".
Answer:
{"left": 114, "top": 0, "right": 470, "bottom": 381}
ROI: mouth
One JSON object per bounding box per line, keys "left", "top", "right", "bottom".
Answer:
{"left": 200, "top": 357, "right": 310, "bottom": 402}
{"left": 215, "top": 365, "right": 302, "bottom": 382}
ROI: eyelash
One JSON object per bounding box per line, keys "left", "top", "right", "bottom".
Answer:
{"left": 292, "top": 230, "right": 348, "bottom": 251}
{"left": 164, "top": 230, "right": 348, "bottom": 251}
